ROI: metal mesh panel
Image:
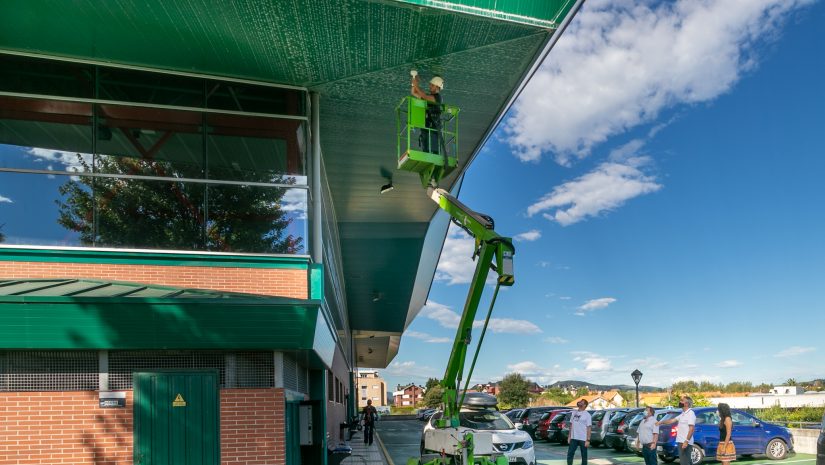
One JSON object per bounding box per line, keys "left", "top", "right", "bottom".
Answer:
{"left": 0, "top": 351, "right": 98, "bottom": 391}
{"left": 297, "top": 364, "right": 308, "bottom": 394}
{"left": 108, "top": 350, "right": 274, "bottom": 390}
{"left": 283, "top": 354, "right": 298, "bottom": 391}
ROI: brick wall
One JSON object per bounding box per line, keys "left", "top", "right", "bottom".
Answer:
{"left": 221, "top": 389, "right": 286, "bottom": 465}
{"left": 0, "top": 391, "right": 133, "bottom": 465}
{"left": 0, "top": 389, "right": 287, "bottom": 465}
{"left": 0, "top": 261, "right": 307, "bottom": 298}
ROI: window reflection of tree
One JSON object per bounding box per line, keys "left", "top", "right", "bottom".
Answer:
{"left": 56, "top": 105, "right": 303, "bottom": 254}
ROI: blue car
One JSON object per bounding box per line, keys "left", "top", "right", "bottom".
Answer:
{"left": 657, "top": 407, "right": 794, "bottom": 465}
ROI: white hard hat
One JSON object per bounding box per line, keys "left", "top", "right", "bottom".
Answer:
{"left": 430, "top": 76, "right": 444, "bottom": 90}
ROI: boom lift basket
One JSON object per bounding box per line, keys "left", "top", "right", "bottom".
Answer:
{"left": 396, "top": 96, "right": 459, "bottom": 186}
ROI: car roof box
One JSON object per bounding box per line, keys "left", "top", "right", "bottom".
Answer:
{"left": 462, "top": 392, "right": 498, "bottom": 408}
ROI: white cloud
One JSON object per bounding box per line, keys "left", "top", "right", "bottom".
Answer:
{"left": 280, "top": 189, "right": 308, "bottom": 220}
{"left": 514, "top": 229, "right": 542, "bottom": 242}
{"left": 26, "top": 148, "right": 92, "bottom": 173}
{"left": 544, "top": 336, "right": 569, "bottom": 344}
{"left": 572, "top": 351, "right": 614, "bottom": 372}
{"left": 504, "top": 0, "right": 814, "bottom": 164}
{"left": 435, "top": 224, "right": 491, "bottom": 285}
{"left": 507, "top": 361, "right": 544, "bottom": 375}
{"left": 575, "top": 297, "right": 617, "bottom": 316}
{"left": 775, "top": 346, "right": 816, "bottom": 358}
{"left": 385, "top": 360, "right": 437, "bottom": 379}
{"left": 419, "top": 300, "right": 462, "bottom": 328}
{"left": 0, "top": 195, "right": 12, "bottom": 203}
{"left": 419, "top": 300, "right": 541, "bottom": 334}
{"left": 480, "top": 318, "right": 541, "bottom": 334}
{"left": 559, "top": 296, "right": 572, "bottom": 300}
{"left": 715, "top": 360, "right": 742, "bottom": 368}
{"left": 405, "top": 331, "right": 451, "bottom": 344}
{"left": 527, "top": 155, "right": 662, "bottom": 226}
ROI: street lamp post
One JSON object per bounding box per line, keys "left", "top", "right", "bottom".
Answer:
{"left": 631, "top": 369, "right": 643, "bottom": 407}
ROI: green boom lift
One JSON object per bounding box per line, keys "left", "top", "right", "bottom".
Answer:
{"left": 396, "top": 94, "right": 516, "bottom": 465}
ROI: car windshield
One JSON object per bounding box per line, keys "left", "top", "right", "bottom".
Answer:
{"left": 459, "top": 410, "right": 515, "bottom": 431}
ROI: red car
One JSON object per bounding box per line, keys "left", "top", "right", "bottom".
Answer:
{"left": 536, "top": 409, "right": 571, "bottom": 441}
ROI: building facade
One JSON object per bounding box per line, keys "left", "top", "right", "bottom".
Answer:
{"left": 393, "top": 384, "right": 425, "bottom": 407}
{"left": 0, "top": 1, "right": 582, "bottom": 464}
{"left": 356, "top": 370, "right": 387, "bottom": 408}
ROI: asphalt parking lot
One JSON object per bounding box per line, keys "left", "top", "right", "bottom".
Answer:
{"left": 375, "top": 419, "right": 816, "bottom": 465}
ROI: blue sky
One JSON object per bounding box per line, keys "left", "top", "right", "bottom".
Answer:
{"left": 381, "top": 0, "right": 825, "bottom": 391}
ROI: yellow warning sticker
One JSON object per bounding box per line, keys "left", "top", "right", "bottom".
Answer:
{"left": 172, "top": 393, "right": 187, "bottom": 407}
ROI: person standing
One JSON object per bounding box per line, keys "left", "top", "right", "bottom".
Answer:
{"left": 362, "top": 399, "right": 378, "bottom": 446}
{"left": 658, "top": 396, "right": 696, "bottom": 465}
{"left": 567, "top": 399, "right": 592, "bottom": 465}
{"left": 638, "top": 406, "right": 660, "bottom": 465}
{"left": 717, "top": 403, "right": 735, "bottom": 465}
{"left": 410, "top": 70, "right": 444, "bottom": 155}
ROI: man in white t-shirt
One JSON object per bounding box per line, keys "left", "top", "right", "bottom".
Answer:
{"left": 567, "top": 399, "right": 592, "bottom": 465}
{"left": 658, "top": 396, "right": 695, "bottom": 464}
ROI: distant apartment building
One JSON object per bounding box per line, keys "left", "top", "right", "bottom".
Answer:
{"left": 393, "top": 384, "right": 425, "bottom": 407}
{"left": 356, "top": 370, "right": 387, "bottom": 408}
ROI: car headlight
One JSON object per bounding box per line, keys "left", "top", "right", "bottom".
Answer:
{"left": 523, "top": 439, "right": 533, "bottom": 449}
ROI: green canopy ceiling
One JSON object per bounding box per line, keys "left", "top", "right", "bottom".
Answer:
{"left": 0, "top": 0, "right": 582, "bottom": 368}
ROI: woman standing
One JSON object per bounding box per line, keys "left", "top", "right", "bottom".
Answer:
{"left": 637, "top": 406, "right": 659, "bottom": 465}
{"left": 717, "top": 403, "right": 735, "bottom": 465}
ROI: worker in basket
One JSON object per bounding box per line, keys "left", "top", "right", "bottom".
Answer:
{"left": 410, "top": 70, "right": 445, "bottom": 156}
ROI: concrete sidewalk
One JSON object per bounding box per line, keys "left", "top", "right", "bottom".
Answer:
{"left": 340, "top": 431, "right": 391, "bottom": 465}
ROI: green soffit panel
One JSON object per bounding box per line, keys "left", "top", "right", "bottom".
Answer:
{"left": 0, "top": 279, "right": 332, "bottom": 366}
{"left": 395, "top": 0, "right": 577, "bottom": 28}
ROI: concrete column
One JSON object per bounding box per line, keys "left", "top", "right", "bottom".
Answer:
{"left": 310, "top": 92, "right": 323, "bottom": 264}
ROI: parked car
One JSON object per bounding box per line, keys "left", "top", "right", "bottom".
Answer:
{"left": 417, "top": 408, "right": 436, "bottom": 421}
{"left": 424, "top": 409, "right": 535, "bottom": 464}
{"left": 626, "top": 409, "right": 680, "bottom": 455}
{"left": 603, "top": 408, "right": 636, "bottom": 449}
{"left": 816, "top": 410, "right": 824, "bottom": 465}
{"left": 509, "top": 407, "right": 570, "bottom": 439}
{"left": 591, "top": 408, "right": 628, "bottom": 447}
{"left": 506, "top": 408, "right": 525, "bottom": 425}
{"left": 536, "top": 409, "right": 572, "bottom": 441}
{"left": 657, "top": 407, "right": 794, "bottom": 465}
{"left": 546, "top": 411, "right": 572, "bottom": 443}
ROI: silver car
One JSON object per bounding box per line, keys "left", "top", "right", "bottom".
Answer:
{"left": 590, "top": 408, "right": 628, "bottom": 446}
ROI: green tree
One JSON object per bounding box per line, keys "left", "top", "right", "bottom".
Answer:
{"left": 575, "top": 387, "right": 590, "bottom": 397}
{"left": 671, "top": 380, "right": 699, "bottom": 393}
{"left": 0, "top": 223, "right": 5, "bottom": 243}
{"left": 498, "top": 373, "right": 531, "bottom": 409}
{"left": 56, "top": 155, "right": 301, "bottom": 253}
{"left": 540, "top": 387, "right": 573, "bottom": 406}
{"left": 423, "top": 385, "right": 444, "bottom": 409}
{"left": 786, "top": 378, "right": 797, "bottom": 386}
{"left": 425, "top": 378, "right": 440, "bottom": 391}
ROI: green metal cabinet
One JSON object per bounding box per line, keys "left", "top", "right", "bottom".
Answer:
{"left": 134, "top": 371, "right": 219, "bottom": 465}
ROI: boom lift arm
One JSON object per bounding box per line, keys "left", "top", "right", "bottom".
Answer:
{"left": 397, "top": 92, "right": 515, "bottom": 464}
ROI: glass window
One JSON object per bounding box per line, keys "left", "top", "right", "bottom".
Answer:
{"left": 96, "top": 104, "right": 204, "bottom": 179}
{"left": 0, "top": 97, "right": 93, "bottom": 173}
{"left": 731, "top": 412, "right": 752, "bottom": 426}
{"left": 0, "top": 171, "right": 88, "bottom": 247}
{"left": 206, "top": 113, "right": 306, "bottom": 184}
{"left": 0, "top": 54, "right": 93, "bottom": 98}
{"left": 98, "top": 67, "right": 204, "bottom": 108}
{"left": 205, "top": 184, "right": 306, "bottom": 254}
{"left": 459, "top": 410, "right": 514, "bottom": 431}
{"left": 207, "top": 80, "right": 305, "bottom": 116}
{"left": 92, "top": 177, "right": 206, "bottom": 251}
{"left": 697, "top": 411, "right": 720, "bottom": 425}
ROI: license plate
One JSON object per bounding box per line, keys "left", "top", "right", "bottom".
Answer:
{"left": 657, "top": 446, "right": 663, "bottom": 452}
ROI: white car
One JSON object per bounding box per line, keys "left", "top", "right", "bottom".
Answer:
{"left": 422, "top": 409, "right": 535, "bottom": 465}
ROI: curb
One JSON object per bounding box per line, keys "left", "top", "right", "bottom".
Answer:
{"left": 376, "top": 431, "right": 396, "bottom": 465}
